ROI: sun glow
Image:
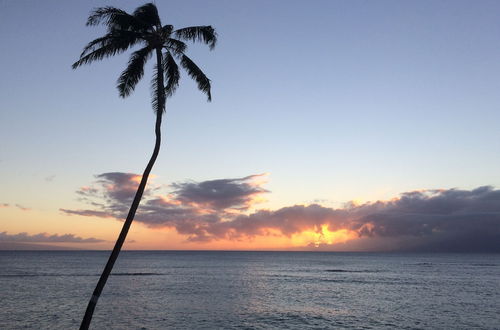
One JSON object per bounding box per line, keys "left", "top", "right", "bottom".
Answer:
{"left": 291, "top": 225, "right": 358, "bottom": 248}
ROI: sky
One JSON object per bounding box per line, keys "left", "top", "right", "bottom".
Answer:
{"left": 1, "top": 0, "right": 500, "bottom": 251}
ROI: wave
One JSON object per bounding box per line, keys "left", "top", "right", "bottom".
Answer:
{"left": 325, "top": 269, "right": 375, "bottom": 273}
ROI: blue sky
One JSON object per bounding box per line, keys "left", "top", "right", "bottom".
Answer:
{"left": 1, "top": 1, "right": 500, "bottom": 250}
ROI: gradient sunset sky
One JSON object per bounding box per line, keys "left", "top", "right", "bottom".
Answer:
{"left": 1, "top": 0, "right": 500, "bottom": 251}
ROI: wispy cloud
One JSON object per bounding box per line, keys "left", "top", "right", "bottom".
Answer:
{"left": 15, "top": 204, "right": 31, "bottom": 211}
{"left": 45, "top": 175, "right": 56, "bottom": 182}
{"left": 60, "top": 209, "right": 115, "bottom": 218}
{"left": 0, "top": 231, "right": 105, "bottom": 243}
{"left": 61, "top": 172, "right": 500, "bottom": 252}
{"left": 0, "top": 203, "right": 31, "bottom": 211}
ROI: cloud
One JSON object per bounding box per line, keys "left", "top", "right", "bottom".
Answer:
{"left": 0, "top": 203, "right": 31, "bottom": 211}
{"left": 61, "top": 172, "right": 500, "bottom": 252}
{"left": 15, "top": 204, "right": 31, "bottom": 211}
{"left": 45, "top": 175, "right": 56, "bottom": 182}
{"left": 72, "top": 172, "right": 149, "bottom": 216}
{"left": 61, "top": 173, "right": 268, "bottom": 240}
{"left": 171, "top": 174, "right": 268, "bottom": 211}
{"left": 95, "top": 172, "right": 144, "bottom": 201}
{"left": 0, "top": 232, "right": 105, "bottom": 243}
{"left": 346, "top": 186, "right": 500, "bottom": 252}
{"left": 60, "top": 209, "right": 115, "bottom": 218}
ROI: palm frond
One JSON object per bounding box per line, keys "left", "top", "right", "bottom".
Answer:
{"left": 150, "top": 64, "right": 166, "bottom": 113}
{"left": 174, "top": 26, "right": 217, "bottom": 50}
{"left": 162, "top": 25, "right": 174, "bottom": 35}
{"left": 86, "top": 7, "right": 127, "bottom": 26}
{"left": 164, "top": 38, "right": 187, "bottom": 55}
{"left": 72, "top": 32, "right": 142, "bottom": 69}
{"left": 163, "top": 52, "right": 180, "bottom": 98}
{"left": 117, "top": 46, "right": 153, "bottom": 97}
{"left": 79, "top": 35, "right": 112, "bottom": 58}
{"left": 133, "top": 3, "right": 161, "bottom": 27}
{"left": 180, "top": 54, "right": 211, "bottom": 101}
{"left": 86, "top": 6, "right": 149, "bottom": 32}
{"left": 78, "top": 31, "right": 143, "bottom": 58}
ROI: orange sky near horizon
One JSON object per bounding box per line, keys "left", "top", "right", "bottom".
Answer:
{"left": 0, "top": 205, "right": 361, "bottom": 250}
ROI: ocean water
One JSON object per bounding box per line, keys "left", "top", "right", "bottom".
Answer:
{"left": 0, "top": 251, "right": 499, "bottom": 329}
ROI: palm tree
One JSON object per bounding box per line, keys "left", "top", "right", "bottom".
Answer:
{"left": 72, "top": 3, "right": 216, "bottom": 329}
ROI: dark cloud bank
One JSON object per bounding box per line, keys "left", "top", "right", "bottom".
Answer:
{"left": 61, "top": 172, "right": 500, "bottom": 252}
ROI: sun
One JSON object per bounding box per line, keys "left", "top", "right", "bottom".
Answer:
{"left": 291, "top": 225, "right": 358, "bottom": 248}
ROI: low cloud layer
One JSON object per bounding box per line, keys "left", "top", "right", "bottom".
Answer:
{"left": 0, "top": 232, "right": 105, "bottom": 243}
{"left": 61, "top": 173, "right": 500, "bottom": 252}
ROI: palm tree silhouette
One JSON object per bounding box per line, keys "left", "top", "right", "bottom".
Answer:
{"left": 72, "top": 3, "right": 216, "bottom": 329}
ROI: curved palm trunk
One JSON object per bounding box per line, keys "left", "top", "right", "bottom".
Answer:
{"left": 80, "top": 49, "right": 165, "bottom": 330}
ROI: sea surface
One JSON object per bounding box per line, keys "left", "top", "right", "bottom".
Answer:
{"left": 0, "top": 251, "right": 499, "bottom": 329}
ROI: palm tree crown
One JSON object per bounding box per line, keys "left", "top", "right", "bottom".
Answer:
{"left": 73, "top": 3, "right": 216, "bottom": 112}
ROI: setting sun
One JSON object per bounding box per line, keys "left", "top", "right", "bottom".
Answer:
{"left": 291, "top": 225, "right": 358, "bottom": 247}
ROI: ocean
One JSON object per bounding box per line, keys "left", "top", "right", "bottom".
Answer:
{"left": 0, "top": 251, "right": 499, "bottom": 329}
